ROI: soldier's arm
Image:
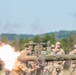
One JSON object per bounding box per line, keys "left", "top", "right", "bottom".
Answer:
{"left": 69, "top": 51, "right": 74, "bottom": 55}
{"left": 19, "top": 64, "right": 29, "bottom": 73}
{"left": 29, "top": 65, "right": 40, "bottom": 72}
{"left": 62, "top": 49, "right": 65, "bottom": 65}
{"left": 62, "top": 49, "right": 65, "bottom": 55}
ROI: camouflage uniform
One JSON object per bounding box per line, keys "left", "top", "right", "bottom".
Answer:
{"left": 43, "top": 62, "right": 54, "bottom": 75}
{"left": 11, "top": 61, "right": 26, "bottom": 75}
{"left": 29, "top": 41, "right": 34, "bottom": 51}
{"left": 11, "top": 57, "right": 40, "bottom": 75}
{"left": 50, "top": 44, "right": 55, "bottom": 55}
{"left": 43, "top": 45, "right": 55, "bottom": 75}
{"left": 41, "top": 48, "right": 47, "bottom": 55}
{"left": 1, "top": 69, "right": 11, "bottom": 75}
{"left": 46, "top": 47, "right": 51, "bottom": 55}
{"left": 52, "top": 42, "right": 65, "bottom": 75}
{"left": 34, "top": 44, "right": 43, "bottom": 51}
{"left": 69, "top": 47, "right": 76, "bottom": 75}
{"left": 21, "top": 44, "right": 32, "bottom": 56}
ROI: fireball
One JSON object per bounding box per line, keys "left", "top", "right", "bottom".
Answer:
{"left": 0, "top": 43, "right": 20, "bottom": 71}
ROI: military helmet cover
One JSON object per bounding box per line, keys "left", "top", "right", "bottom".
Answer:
{"left": 56, "top": 42, "right": 61, "bottom": 45}
{"left": 51, "top": 44, "right": 55, "bottom": 48}
{"left": 74, "top": 44, "right": 76, "bottom": 48}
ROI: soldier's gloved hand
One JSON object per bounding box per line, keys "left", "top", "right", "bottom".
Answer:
{"left": 27, "top": 69, "right": 31, "bottom": 73}
{"left": 53, "top": 54, "right": 57, "bottom": 56}
{"left": 35, "top": 65, "right": 40, "bottom": 69}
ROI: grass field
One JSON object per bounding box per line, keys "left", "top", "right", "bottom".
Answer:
{"left": 0, "top": 70, "right": 76, "bottom": 75}
{"left": 63, "top": 70, "right": 76, "bottom": 75}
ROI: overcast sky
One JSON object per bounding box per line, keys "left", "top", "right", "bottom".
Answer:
{"left": 0, "top": 0, "right": 76, "bottom": 35}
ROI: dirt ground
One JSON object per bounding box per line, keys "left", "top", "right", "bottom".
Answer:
{"left": 0, "top": 70, "right": 76, "bottom": 75}
{"left": 63, "top": 70, "right": 76, "bottom": 75}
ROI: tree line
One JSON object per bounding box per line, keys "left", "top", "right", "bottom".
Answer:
{"left": 1, "top": 33, "right": 76, "bottom": 53}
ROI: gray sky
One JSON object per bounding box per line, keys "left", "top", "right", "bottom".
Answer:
{"left": 0, "top": 0, "right": 76, "bottom": 34}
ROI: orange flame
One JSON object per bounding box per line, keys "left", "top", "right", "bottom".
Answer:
{"left": 0, "top": 43, "right": 20, "bottom": 71}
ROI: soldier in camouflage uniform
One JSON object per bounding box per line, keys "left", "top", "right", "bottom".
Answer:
{"left": 50, "top": 44, "right": 55, "bottom": 55}
{"left": 69, "top": 44, "right": 76, "bottom": 75}
{"left": 0, "top": 59, "right": 10, "bottom": 75}
{"left": 46, "top": 41, "right": 51, "bottom": 55}
{"left": 43, "top": 62, "right": 50, "bottom": 75}
{"left": 43, "top": 61, "right": 54, "bottom": 75}
{"left": 21, "top": 44, "right": 32, "bottom": 56}
{"left": 28, "top": 41, "right": 34, "bottom": 51}
{"left": 54, "top": 42, "right": 65, "bottom": 55}
{"left": 28, "top": 61, "right": 40, "bottom": 75}
{"left": 53, "top": 42, "right": 65, "bottom": 75}
{"left": 11, "top": 57, "right": 40, "bottom": 75}
{"left": 43, "top": 45, "right": 55, "bottom": 75}
{"left": 1, "top": 69, "right": 11, "bottom": 75}
{"left": 41, "top": 48, "right": 47, "bottom": 55}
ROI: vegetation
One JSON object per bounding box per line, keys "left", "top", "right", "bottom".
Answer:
{"left": 0, "top": 31, "right": 76, "bottom": 53}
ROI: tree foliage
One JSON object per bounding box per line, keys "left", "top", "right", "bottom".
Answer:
{"left": 1, "top": 33, "right": 76, "bottom": 53}
{"left": 33, "top": 35, "right": 42, "bottom": 43}
{"left": 60, "top": 34, "right": 76, "bottom": 53}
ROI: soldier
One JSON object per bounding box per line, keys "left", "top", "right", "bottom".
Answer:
{"left": 41, "top": 48, "right": 47, "bottom": 55}
{"left": 43, "top": 62, "right": 54, "bottom": 75}
{"left": 69, "top": 44, "right": 76, "bottom": 75}
{"left": 28, "top": 41, "right": 34, "bottom": 51}
{"left": 1, "top": 69, "right": 11, "bottom": 75}
{"left": 46, "top": 41, "right": 51, "bottom": 55}
{"left": 0, "top": 60, "right": 9, "bottom": 75}
{"left": 54, "top": 42, "right": 65, "bottom": 55}
{"left": 11, "top": 57, "right": 40, "bottom": 75}
{"left": 21, "top": 44, "right": 32, "bottom": 56}
{"left": 69, "top": 44, "right": 76, "bottom": 55}
{"left": 53, "top": 42, "right": 65, "bottom": 75}
{"left": 49, "top": 45, "right": 55, "bottom": 75}
{"left": 43, "top": 62, "right": 50, "bottom": 75}
{"left": 34, "top": 43, "right": 43, "bottom": 51}
{"left": 43, "top": 45, "right": 55, "bottom": 75}
{"left": 28, "top": 61, "right": 40, "bottom": 75}
{"left": 50, "top": 44, "right": 55, "bottom": 55}
{"left": 46, "top": 47, "right": 51, "bottom": 55}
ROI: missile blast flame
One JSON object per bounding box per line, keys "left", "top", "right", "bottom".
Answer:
{"left": 0, "top": 43, "right": 20, "bottom": 71}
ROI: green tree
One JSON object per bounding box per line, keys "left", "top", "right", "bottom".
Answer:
{"left": 18, "top": 38, "right": 26, "bottom": 51}
{"left": 1, "top": 37, "right": 9, "bottom": 44}
{"left": 50, "top": 34, "right": 56, "bottom": 44}
{"left": 60, "top": 38, "right": 69, "bottom": 53}
{"left": 42, "top": 34, "right": 51, "bottom": 42}
{"left": 33, "top": 35, "right": 42, "bottom": 43}
{"left": 60, "top": 33, "right": 76, "bottom": 53}
{"left": 42, "top": 34, "right": 56, "bottom": 44}
{"left": 11, "top": 38, "right": 26, "bottom": 51}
